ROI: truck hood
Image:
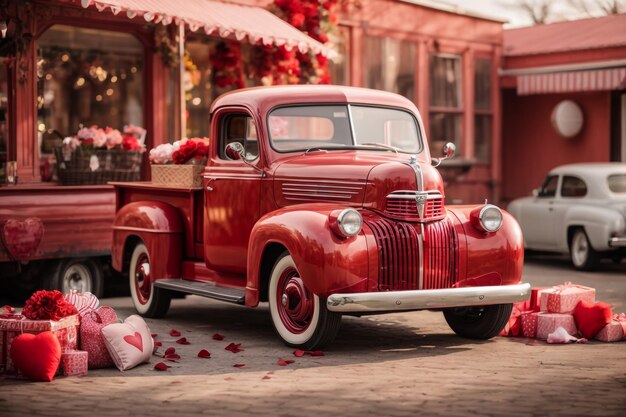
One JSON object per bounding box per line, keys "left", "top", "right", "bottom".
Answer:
{"left": 272, "top": 151, "right": 443, "bottom": 208}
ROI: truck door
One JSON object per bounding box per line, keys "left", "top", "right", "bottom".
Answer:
{"left": 203, "top": 109, "right": 263, "bottom": 274}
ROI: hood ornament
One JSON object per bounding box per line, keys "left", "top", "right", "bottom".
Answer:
{"left": 414, "top": 191, "right": 428, "bottom": 218}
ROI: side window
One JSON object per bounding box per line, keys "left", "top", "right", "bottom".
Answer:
{"left": 219, "top": 114, "right": 258, "bottom": 160}
{"left": 538, "top": 175, "right": 559, "bottom": 198}
{"left": 561, "top": 176, "right": 587, "bottom": 198}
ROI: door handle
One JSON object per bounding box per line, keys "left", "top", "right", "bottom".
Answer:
{"left": 205, "top": 178, "right": 218, "bottom": 191}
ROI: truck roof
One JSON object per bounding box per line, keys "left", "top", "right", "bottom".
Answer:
{"left": 209, "top": 85, "right": 420, "bottom": 116}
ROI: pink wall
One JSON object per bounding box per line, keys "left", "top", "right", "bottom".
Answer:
{"left": 501, "top": 89, "right": 611, "bottom": 204}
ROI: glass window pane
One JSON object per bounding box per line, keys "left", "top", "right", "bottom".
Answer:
{"left": 185, "top": 39, "right": 214, "bottom": 139}
{"left": 351, "top": 106, "right": 421, "bottom": 153}
{"left": 539, "top": 175, "right": 559, "bottom": 197}
{"left": 474, "top": 58, "right": 492, "bottom": 111}
{"left": 429, "top": 112, "right": 461, "bottom": 156}
{"left": 328, "top": 26, "right": 349, "bottom": 86}
{"left": 474, "top": 115, "right": 491, "bottom": 163}
{"left": 561, "top": 176, "right": 587, "bottom": 197}
{"left": 364, "top": 37, "right": 415, "bottom": 101}
{"left": 608, "top": 174, "right": 626, "bottom": 193}
{"left": 37, "top": 25, "right": 144, "bottom": 140}
{"left": 429, "top": 55, "right": 462, "bottom": 108}
{"left": 0, "top": 60, "right": 8, "bottom": 183}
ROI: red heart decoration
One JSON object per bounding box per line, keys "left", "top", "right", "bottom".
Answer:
{"left": 573, "top": 300, "right": 613, "bottom": 339}
{"left": 123, "top": 332, "right": 143, "bottom": 352}
{"left": 1, "top": 218, "right": 44, "bottom": 260}
{"left": 10, "top": 331, "right": 61, "bottom": 382}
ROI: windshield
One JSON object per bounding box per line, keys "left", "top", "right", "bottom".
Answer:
{"left": 608, "top": 174, "right": 626, "bottom": 193}
{"left": 268, "top": 105, "right": 422, "bottom": 153}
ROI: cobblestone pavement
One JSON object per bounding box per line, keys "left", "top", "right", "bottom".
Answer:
{"left": 1, "top": 257, "right": 625, "bottom": 417}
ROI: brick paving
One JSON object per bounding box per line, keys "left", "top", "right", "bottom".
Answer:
{"left": 1, "top": 258, "right": 625, "bottom": 417}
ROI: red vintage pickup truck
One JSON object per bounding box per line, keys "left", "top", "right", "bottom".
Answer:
{"left": 112, "top": 86, "right": 529, "bottom": 349}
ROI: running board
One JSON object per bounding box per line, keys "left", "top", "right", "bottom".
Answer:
{"left": 154, "top": 279, "right": 246, "bottom": 305}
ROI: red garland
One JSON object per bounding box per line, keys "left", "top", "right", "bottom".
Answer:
{"left": 209, "top": 41, "right": 245, "bottom": 90}
{"left": 172, "top": 139, "right": 209, "bottom": 165}
{"left": 22, "top": 290, "right": 78, "bottom": 321}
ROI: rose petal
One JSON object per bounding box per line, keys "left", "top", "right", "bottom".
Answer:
{"left": 293, "top": 349, "right": 305, "bottom": 357}
{"left": 164, "top": 347, "right": 176, "bottom": 355}
{"left": 212, "top": 333, "right": 225, "bottom": 341}
{"left": 225, "top": 342, "right": 243, "bottom": 353}
{"left": 262, "top": 375, "right": 271, "bottom": 380}
{"left": 154, "top": 362, "right": 170, "bottom": 371}
{"left": 169, "top": 329, "right": 181, "bottom": 337}
{"left": 308, "top": 351, "right": 324, "bottom": 357}
{"left": 233, "top": 364, "right": 245, "bottom": 368}
{"left": 151, "top": 333, "right": 158, "bottom": 338}
{"left": 276, "top": 359, "right": 295, "bottom": 366}
{"left": 197, "top": 349, "right": 211, "bottom": 358}
{"left": 176, "top": 337, "right": 190, "bottom": 345}
{"left": 164, "top": 353, "right": 181, "bottom": 361}
{"left": 154, "top": 341, "right": 162, "bottom": 347}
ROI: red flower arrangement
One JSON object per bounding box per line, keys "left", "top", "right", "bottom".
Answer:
{"left": 209, "top": 41, "right": 245, "bottom": 90}
{"left": 21, "top": 290, "right": 78, "bottom": 321}
{"left": 122, "top": 134, "right": 144, "bottom": 152}
{"left": 172, "top": 139, "right": 209, "bottom": 165}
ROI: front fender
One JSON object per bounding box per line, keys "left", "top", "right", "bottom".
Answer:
{"left": 565, "top": 206, "right": 625, "bottom": 252}
{"left": 246, "top": 204, "right": 370, "bottom": 307}
{"left": 447, "top": 205, "right": 524, "bottom": 287}
{"left": 112, "top": 201, "right": 183, "bottom": 278}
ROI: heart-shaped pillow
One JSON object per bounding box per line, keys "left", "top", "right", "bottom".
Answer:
{"left": 10, "top": 331, "right": 61, "bottom": 382}
{"left": 573, "top": 300, "right": 613, "bottom": 339}
{"left": 1, "top": 218, "right": 44, "bottom": 260}
{"left": 101, "top": 315, "right": 153, "bottom": 371}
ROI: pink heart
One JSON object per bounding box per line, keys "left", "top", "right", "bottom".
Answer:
{"left": 123, "top": 332, "right": 143, "bottom": 352}
{"left": 1, "top": 218, "right": 44, "bottom": 260}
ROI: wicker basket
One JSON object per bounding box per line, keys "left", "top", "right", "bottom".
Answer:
{"left": 151, "top": 164, "right": 205, "bottom": 188}
{"left": 54, "top": 147, "right": 142, "bottom": 185}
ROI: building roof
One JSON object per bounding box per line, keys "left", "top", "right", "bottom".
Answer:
{"left": 399, "top": 0, "right": 508, "bottom": 23}
{"left": 503, "top": 14, "right": 626, "bottom": 56}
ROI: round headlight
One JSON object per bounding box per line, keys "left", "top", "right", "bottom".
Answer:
{"left": 335, "top": 208, "right": 363, "bottom": 237}
{"left": 479, "top": 205, "right": 503, "bottom": 232}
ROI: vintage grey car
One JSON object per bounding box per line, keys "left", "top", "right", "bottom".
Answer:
{"left": 508, "top": 163, "right": 626, "bottom": 270}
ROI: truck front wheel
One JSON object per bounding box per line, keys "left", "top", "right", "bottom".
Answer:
{"left": 268, "top": 252, "right": 341, "bottom": 350}
{"left": 129, "top": 242, "right": 171, "bottom": 318}
{"left": 443, "top": 303, "right": 513, "bottom": 339}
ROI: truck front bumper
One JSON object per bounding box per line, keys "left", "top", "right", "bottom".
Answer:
{"left": 326, "top": 283, "right": 531, "bottom": 313}
{"left": 609, "top": 237, "right": 626, "bottom": 247}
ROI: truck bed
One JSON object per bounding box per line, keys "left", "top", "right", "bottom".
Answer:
{"left": 112, "top": 182, "right": 205, "bottom": 259}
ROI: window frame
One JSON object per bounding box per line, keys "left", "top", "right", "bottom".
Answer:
{"left": 473, "top": 55, "right": 494, "bottom": 164}
{"left": 560, "top": 175, "right": 588, "bottom": 198}
{"left": 218, "top": 112, "right": 260, "bottom": 161}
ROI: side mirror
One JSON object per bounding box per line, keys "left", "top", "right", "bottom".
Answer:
{"left": 432, "top": 142, "right": 456, "bottom": 167}
{"left": 224, "top": 142, "right": 244, "bottom": 161}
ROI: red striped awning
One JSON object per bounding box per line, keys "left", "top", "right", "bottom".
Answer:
{"left": 77, "top": 0, "right": 335, "bottom": 57}
{"left": 517, "top": 68, "right": 626, "bottom": 95}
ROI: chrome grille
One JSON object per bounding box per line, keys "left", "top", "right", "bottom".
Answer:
{"left": 385, "top": 191, "right": 445, "bottom": 222}
{"left": 423, "top": 219, "right": 459, "bottom": 289}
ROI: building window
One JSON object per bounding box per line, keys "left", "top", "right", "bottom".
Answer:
{"left": 429, "top": 54, "right": 462, "bottom": 156}
{"left": 328, "top": 26, "right": 350, "bottom": 85}
{"left": 37, "top": 25, "right": 144, "bottom": 178}
{"left": 474, "top": 57, "right": 492, "bottom": 163}
{"left": 0, "top": 60, "right": 8, "bottom": 184}
{"left": 364, "top": 36, "right": 415, "bottom": 102}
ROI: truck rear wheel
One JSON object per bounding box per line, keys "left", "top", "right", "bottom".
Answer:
{"left": 45, "top": 258, "right": 104, "bottom": 299}
{"left": 268, "top": 252, "right": 341, "bottom": 350}
{"left": 129, "top": 242, "right": 171, "bottom": 318}
{"left": 443, "top": 303, "right": 513, "bottom": 339}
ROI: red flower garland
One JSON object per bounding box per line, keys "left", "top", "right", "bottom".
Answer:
{"left": 209, "top": 41, "right": 245, "bottom": 90}
{"left": 22, "top": 290, "right": 78, "bottom": 321}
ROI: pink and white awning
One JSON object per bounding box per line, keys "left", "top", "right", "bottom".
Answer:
{"left": 78, "top": 0, "right": 335, "bottom": 57}
{"left": 517, "top": 68, "right": 626, "bottom": 95}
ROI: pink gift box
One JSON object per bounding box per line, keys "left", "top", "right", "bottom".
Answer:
{"left": 521, "top": 311, "right": 540, "bottom": 338}
{"left": 536, "top": 312, "right": 578, "bottom": 340}
{"left": 1, "top": 314, "right": 79, "bottom": 373}
{"left": 540, "top": 282, "right": 595, "bottom": 314}
{"left": 595, "top": 314, "right": 626, "bottom": 343}
{"left": 61, "top": 350, "right": 88, "bottom": 376}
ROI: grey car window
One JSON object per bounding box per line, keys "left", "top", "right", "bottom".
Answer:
{"left": 538, "top": 175, "right": 558, "bottom": 198}
{"left": 561, "top": 176, "right": 587, "bottom": 198}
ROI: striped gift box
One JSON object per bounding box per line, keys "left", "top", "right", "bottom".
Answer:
{"left": 64, "top": 291, "right": 99, "bottom": 317}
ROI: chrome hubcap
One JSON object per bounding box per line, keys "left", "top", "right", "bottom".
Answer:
{"left": 572, "top": 233, "right": 588, "bottom": 266}
{"left": 62, "top": 264, "right": 91, "bottom": 293}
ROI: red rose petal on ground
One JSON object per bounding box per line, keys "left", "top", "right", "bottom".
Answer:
{"left": 293, "top": 349, "right": 305, "bottom": 357}
{"left": 164, "top": 354, "right": 181, "bottom": 361}
{"left": 154, "top": 341, "right": 162, "bottom": 347}
{"left": 276, "top": 359, "right": 295, "bottom": 366}
{"left": 233, "top": 363, "right": 245, "bottom": 368}
{"left": 262, "top": 375, "right": 271, "bottom": 380}
{"left": 225, "top": 342, "right": 243, "bottom": 353}
{"left": 308, "top": 351, "right": 324, "bottom": 357}
{"left": 169, "top": 329, "right": 181, "bottom": 337}
{"left": 154, "top": 362, "right": 170, "bottom": 371}
{"left": 164, "top": 347, "right": 176, "bottom": 355}
{"left": 212, "top": 333, "right": 225, "bottom": 341}
{"left": 197, "top": 349, "right": 211, "bottom": 358}
{"left": 151, "top": 333, "right": 158, "bottom": 338}
{"left": 176, "top": 337, "right": 190, "bottom": 345}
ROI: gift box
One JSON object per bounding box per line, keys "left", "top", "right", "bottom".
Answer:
{"left": 540, "top": 282, "right": 595, "bottom": 314}
{"left": 537, "top": 313, "right": 578, "bottom": 340}
{"left": 1, "top": 314, "right": 79, "bottom": 373}
{"left": 521, "top": 311, "right": 540, "bottom": 338}
{"left": 61, "top": 350, "right": 88, "bottom": 376}
{"left": 500, "top": 301, "right": 527, "bottom": 337}
{"left": 595, "top": 314, "right": 626, "bottom": 343}
{"left": 529, "top": 287, "right": 548, "bottom": 312}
